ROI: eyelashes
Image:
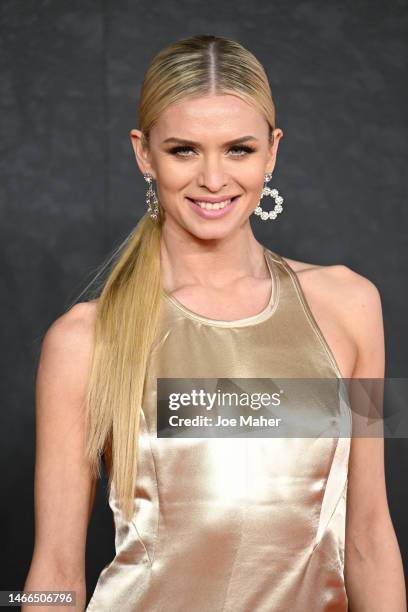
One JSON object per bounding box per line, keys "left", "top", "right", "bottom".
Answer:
{"left": 168, "top": 145, "right": 257, "bottom": 158}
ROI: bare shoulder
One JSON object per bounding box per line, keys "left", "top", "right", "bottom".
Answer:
{"left": 39, "top": 299, "right": 99, "bottom": 391}
{"left": 280, "top": 254, "right": 381, "bottom": 314}
{"left": 280, "top": 253, "right": 352, "bottom": 279}
{"left": 43, "top": 299, "right": 98, "bottom": 349}
{"left": 279, "top": 254, "right": 383, "bottom": 377}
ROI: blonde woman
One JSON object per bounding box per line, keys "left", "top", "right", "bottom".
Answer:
{"left": 23, "top": 35, "right": 406, "bottom": 611}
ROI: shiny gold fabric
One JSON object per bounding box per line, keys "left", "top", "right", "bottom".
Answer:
{"left": 86, "top": 247, "right": 352, "bottom": 612}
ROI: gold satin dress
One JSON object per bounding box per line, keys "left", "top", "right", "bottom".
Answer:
{"left": 86, "top": 247, "right": 352, "bottom": 612}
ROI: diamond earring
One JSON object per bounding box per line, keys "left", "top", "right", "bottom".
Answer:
{"left": 253, "top": 173, "right": 284, "bottom": 221}
{"left": 143, "top": 172, "right": 160, "bottom": 221}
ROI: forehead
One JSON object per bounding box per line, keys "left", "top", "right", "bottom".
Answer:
{"left": 151, "top": 94, "right": 266, "bottom": 140}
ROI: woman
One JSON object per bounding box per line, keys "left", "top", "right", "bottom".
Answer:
{"left": 23, "top": 35, "right": 406, "bottom": 611}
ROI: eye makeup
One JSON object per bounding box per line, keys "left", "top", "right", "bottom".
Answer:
{"left": 167, "top": 144, "right": 257, "bottom": 157}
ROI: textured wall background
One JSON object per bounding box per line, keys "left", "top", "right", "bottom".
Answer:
{"left": 1, "top": 0, "right": 407, "bottom": 605}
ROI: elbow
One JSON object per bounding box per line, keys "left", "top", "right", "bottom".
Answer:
{"left": 346, "top": 512, "right": 399, "bottom": 565}
{"left": 22, "top": 555, "right": 86, "bottom": 611}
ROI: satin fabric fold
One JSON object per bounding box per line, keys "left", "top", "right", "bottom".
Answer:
{"left": 86, "top": 247, "right": 351, "bottom": 611}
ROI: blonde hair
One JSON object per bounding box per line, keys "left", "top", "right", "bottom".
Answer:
{"left": 83, "top": 34, "right": 277, "bottom": 520}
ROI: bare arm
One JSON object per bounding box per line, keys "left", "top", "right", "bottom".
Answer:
{"left": 22, "top": 302, "right": 98, "bottom": 612}
{"left": 342, "top": 270, "right": 406, "bottom": 611}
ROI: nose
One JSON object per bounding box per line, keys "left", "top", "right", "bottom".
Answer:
{"left": 197, "top": 156, "right": 228, "bottom": 192}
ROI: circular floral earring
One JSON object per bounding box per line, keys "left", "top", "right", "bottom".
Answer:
{"left": 253, "top": 173, "right": 284, "bottom": 221}
{"left": 144, "top": 172, "right": 160, "bottom": 221}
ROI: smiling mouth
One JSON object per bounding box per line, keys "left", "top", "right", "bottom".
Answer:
{"left": 186, "top": 196, "right": 240, "bottom": 210}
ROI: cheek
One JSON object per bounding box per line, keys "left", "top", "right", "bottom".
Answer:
{"left": 156, "top": 163, "right": 193, "bottom": 193}
{"left": 235, "top": 160, "right": 266, "bottom": 188}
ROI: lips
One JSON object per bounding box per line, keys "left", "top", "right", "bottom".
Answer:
{"left": 187, "top": 195, "right": 239, "bottom": 206}
{"left": 186, "top": 195, "right": 241, "bottom": 219}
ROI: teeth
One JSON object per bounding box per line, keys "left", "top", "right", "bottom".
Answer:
{"left": 193, "top": 198, "right": 232, "bottom": 210}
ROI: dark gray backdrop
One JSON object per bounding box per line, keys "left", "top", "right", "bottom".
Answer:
{"left": 1, "top": 0, "right": 407, "bottom": 606}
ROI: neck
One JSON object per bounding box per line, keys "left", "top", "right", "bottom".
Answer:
{"left": 159, "top": 225, "right": 269, "bottom": 292}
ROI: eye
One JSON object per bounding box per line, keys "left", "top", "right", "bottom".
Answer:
{"left": 229, "top": 145, "right": 256, "bottom": 156}
{"left": 169, "top": 146, "right": 195, "bottom": 157}
{"left": 168, "top": 145, "right": 256, "bottom": 158}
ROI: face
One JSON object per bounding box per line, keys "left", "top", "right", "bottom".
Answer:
{"left": 130, "top": 94, "right": 283, "bottom": 240}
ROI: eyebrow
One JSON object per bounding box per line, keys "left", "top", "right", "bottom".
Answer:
{"left": 162, "top": 135, "right": 259, "bottom": 146}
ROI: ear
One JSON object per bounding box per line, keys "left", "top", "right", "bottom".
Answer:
{"left": 266, "top": 128, "right": 284, "bottom": 174}
{"left": 129, "top": 129, "right": 156, "bottom": 178}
